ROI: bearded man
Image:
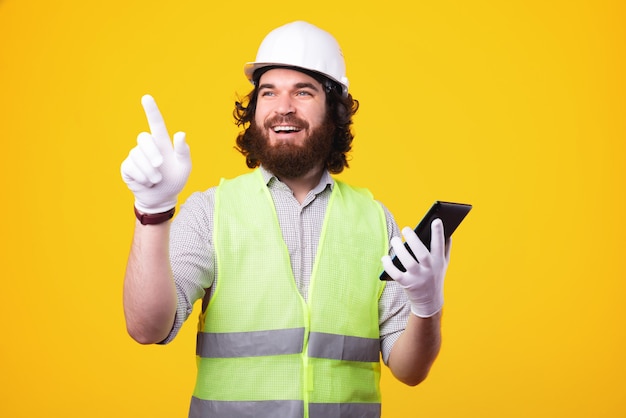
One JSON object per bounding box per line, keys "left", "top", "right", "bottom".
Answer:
{"left": 121, "top": 21, "right": 451, "bottom": 418}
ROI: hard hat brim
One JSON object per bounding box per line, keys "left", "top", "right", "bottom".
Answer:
{"left": 243, "top": 62, "right": 348, "bottom": 96}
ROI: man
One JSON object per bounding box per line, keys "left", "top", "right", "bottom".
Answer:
{"left": 121, "top": 21, "right": 450, "bottom": 418}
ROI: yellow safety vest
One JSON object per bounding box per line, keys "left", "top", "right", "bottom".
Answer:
{"left": 190, "top": 170, "right": 388, "bottom": 418}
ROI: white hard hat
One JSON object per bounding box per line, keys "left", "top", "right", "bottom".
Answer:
{"left": 244, "top": 21, "right": 349, "bottom": 96}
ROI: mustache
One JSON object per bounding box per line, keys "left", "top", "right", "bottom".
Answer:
{"left": 263, "top": 115, "right": 310, "bottom": 130}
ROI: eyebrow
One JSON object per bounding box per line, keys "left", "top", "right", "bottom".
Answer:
{"left": 258, "top": 82, "right": 321, "bottom": 92}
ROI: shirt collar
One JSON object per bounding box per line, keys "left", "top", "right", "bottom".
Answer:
{"left": 259, "top": 165, "right": 335, "bottom": 192}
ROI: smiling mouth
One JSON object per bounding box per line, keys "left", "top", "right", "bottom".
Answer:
{"left": 272, "top": 125, "right": 302, "bottom": 134}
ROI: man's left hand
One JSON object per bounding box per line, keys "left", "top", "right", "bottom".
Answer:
{"left": 381, "top": 219, "right": 451, "bottom": 318}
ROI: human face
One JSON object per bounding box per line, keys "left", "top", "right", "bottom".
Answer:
{"left": 254, "top": 68, "right": 327, "bottom": 148}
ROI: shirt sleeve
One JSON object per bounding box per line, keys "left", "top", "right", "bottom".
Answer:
{"left": 160, "top": 189, "right": 217, "bottom": 344}
{"left": 377, "top": 203, "right": 412, "bottom": 365}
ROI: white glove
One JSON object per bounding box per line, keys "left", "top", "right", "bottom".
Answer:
{"left": 121, "top": 95, "right": 191, "bottom": 213}
{"left": 382, "top": 219, "right": 451, "bottom": 318}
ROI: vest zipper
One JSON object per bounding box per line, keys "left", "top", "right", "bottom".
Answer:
{"left": 301, "top": 296, "right": 311, "bottom": 418}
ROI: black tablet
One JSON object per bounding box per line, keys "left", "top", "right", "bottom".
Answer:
{"left": 380, "top": 201, "right": 472, "bottom": 280}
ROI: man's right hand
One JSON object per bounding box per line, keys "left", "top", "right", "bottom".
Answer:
{"left": 121, "top": 95, "right": 192, "bottom": 213}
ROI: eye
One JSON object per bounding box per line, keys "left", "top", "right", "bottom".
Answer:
{"left": 296, "top": 90, "right": 313, "bottom": 97}
{"left": 260, "top": 90, "right": 275, "bottom": 97}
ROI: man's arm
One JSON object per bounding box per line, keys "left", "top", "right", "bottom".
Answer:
{"left": 381, "top": 219, "right": 450, "bottom": 386}
{"left": 123, "top": 221, "right": 177, "bottom": 344}
{"left": 120, "top": 95, "right": 192, "bottom": 344}
{"left": 387, "top": 312, "right": 442, "bottom": 386}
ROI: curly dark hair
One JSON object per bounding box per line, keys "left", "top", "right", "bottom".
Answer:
{"left": 233, "top": 67, "right": 359, "bottom": 174}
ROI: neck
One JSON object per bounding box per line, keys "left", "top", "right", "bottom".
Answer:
{"left": 277, "top": 165, "right": 325, "bottom": 204}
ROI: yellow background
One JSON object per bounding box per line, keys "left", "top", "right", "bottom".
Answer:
{"left": 1, "top": 0, "right": 624, "bottom": 416}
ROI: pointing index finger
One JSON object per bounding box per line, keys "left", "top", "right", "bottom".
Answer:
{"left": 141, "top": 94, "right": 170, "bottom": 142}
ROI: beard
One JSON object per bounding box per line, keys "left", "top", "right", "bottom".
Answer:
{"left": 245, "top": 114, "right": 335, "bottom": 179}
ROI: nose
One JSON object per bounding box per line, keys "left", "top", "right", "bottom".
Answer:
{"left": 275, "top": 94, "right": 295, "bottom": 115}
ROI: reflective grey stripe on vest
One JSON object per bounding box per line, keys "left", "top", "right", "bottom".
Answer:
{"left": 197, "top": 329, "right": 379, "bottom": 362}
{"left": 189, "top": 398, "right": 380, "bottom": 418}
{"left": 189, "top": 398, "right": 303, "bottom": 418}
{"left": 310, "top": 402, "right": 381, "bottom": 418}
{"left": 197, "top": 328, "right": 304, "bottom": 358}
{"left": 308, "top": 332, "right": 380, "bottom": 362}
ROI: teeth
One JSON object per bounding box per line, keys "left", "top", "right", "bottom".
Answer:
{"left": 273, "top": 126, "right": 299, "bottom": 133}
